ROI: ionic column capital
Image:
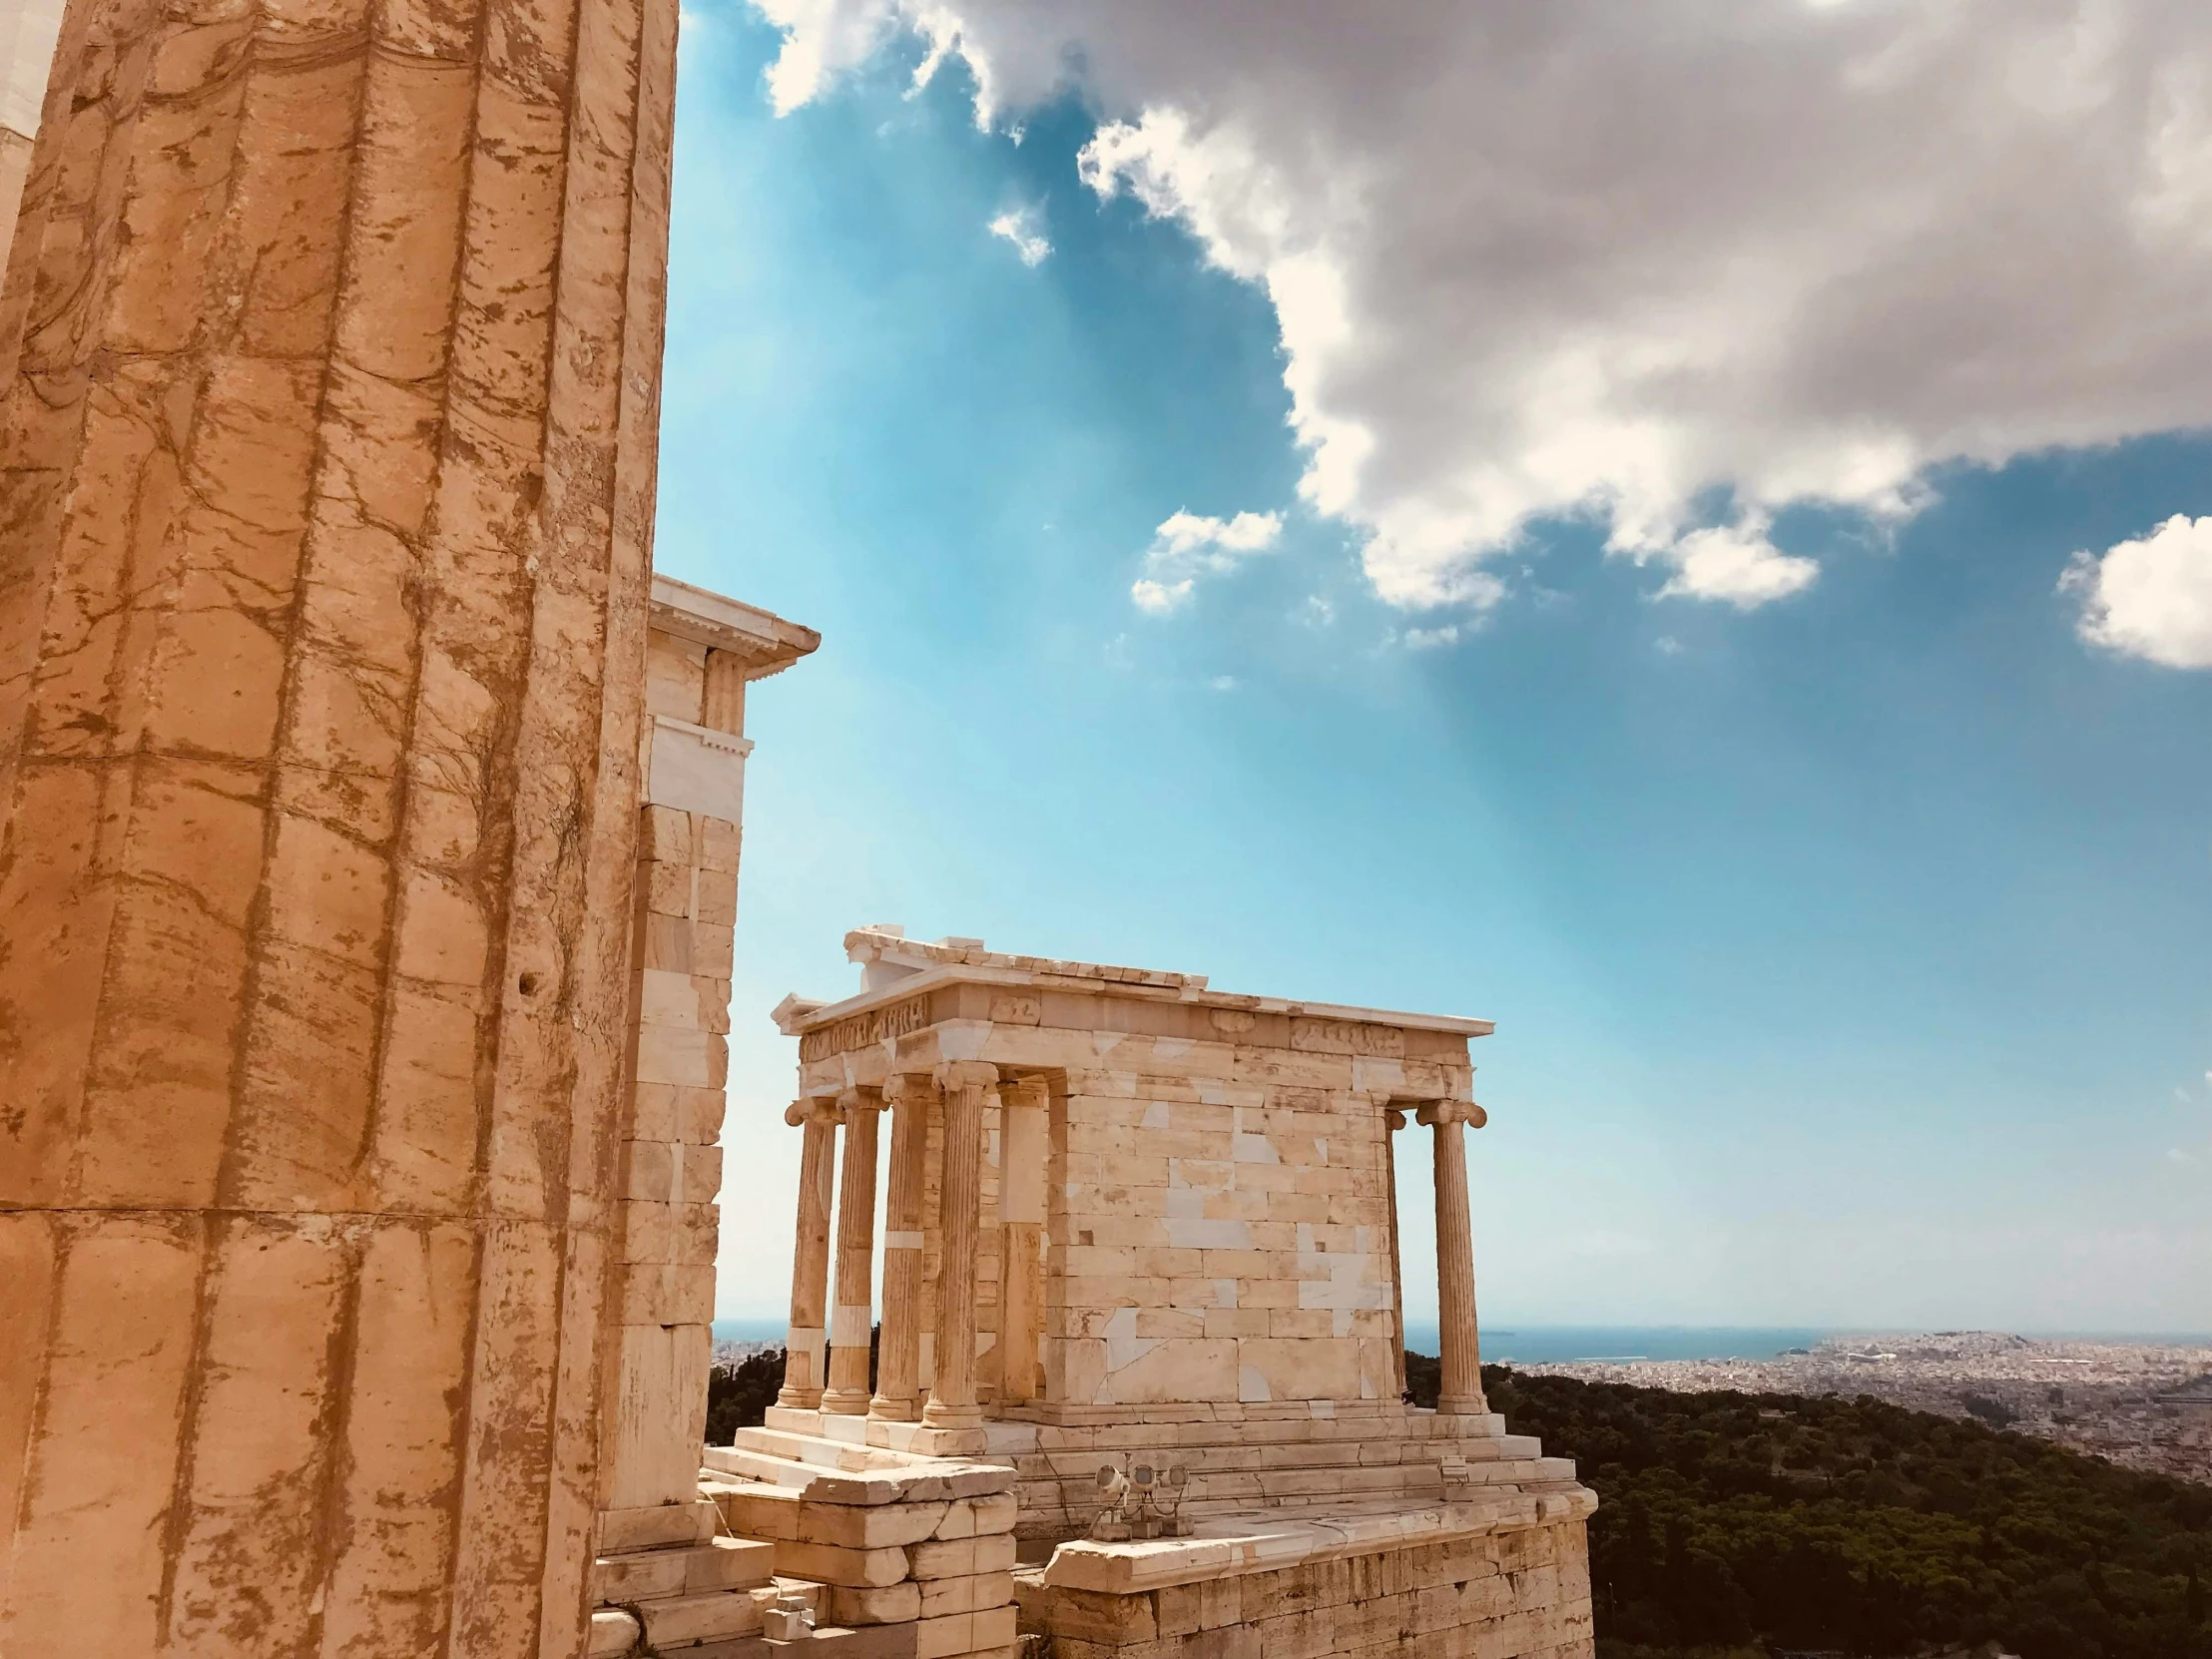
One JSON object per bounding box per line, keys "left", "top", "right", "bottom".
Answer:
{"left": 883, "top": 1071, "right": 939, "bottom": 1106}
{"left": 934, "top": 1060, "right": 999, "bottom": 1093}
{"left": 1415, "top": 1099, "right": 1487, "bottom": 1130}
{"left": 786, "top": 1096, "right": 843, "bottom": 1128}
{"left": 839, "top": 1085, "right": 885, "bottom": 1113}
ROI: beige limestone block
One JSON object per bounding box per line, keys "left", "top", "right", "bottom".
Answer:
{"left": 697, "top": 814, "right": 740, "bottom": 871}
{"left": 827, "top": 1579, "right": 923, "bottom": 1625}
{"left": 908, "top": 1532, "right": 1016, "bottom": 1581}
{"left": 599, "top": 1501, "right": 718, "bottom": 1555}
{"left": 773, "top": 1539, "right": 910, "bottom": 1588}
{"left": 159, "top": 1222, "right": 353, "bottom": 1656}
{"left": 315, "top": 1221, "right": 476, "bottom": 1655}
{"left": 682, "top": 1144, "right": 725, "bottom": 1204}
{"left": 602, "top": 1322, "right": 711, "bottom": 1509}
{"left": 677, "top": 1083, "right": 727, "bottom": 1144}
{"left": 688, "top": 1536, "right": 777, "bottom": 1593}
{"left": 587, "top": 1608, "right": 640, "bottom": 1657}
{"left": 639, "top": 1590, "right": 762, "bottom": 1647}
{"left": 676, "top": 1202, "right": 720, "bottom": 1267}
{"left": 0, "top": 1216, "right": 200, "bottom": 1653}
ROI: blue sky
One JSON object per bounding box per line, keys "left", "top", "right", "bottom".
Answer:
{"left": 660, "top": 3, "right": 2212, "bottom": 1333}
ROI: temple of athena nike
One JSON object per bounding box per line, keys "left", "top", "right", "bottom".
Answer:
{"left": 688, "top": 928, "right": 1599, "bottom": 1659}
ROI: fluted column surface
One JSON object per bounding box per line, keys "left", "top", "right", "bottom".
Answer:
{"left": 777, "top": 1102, "right": 835, "bottom": 1406}
{"left": 870, "top": 1075, "right": 930, "bottom": 1420}
{"left": 822, "top": 1092, "right": 879, "bottom": 1414}
{"left": 1425, "top": 1103, "right": 1487, "bottom": 1415}
{"left": 923, "top": 1062, "right": 992, "bottom": 1429}
{"left": 0, "top": 0, "right": 681, "bottom": 1638}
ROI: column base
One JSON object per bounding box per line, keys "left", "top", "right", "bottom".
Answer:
{"left": 866, "top": 1394, "right": 919, "bottom": 1421}
{"left": 1435, "top": 1394, "right": 1491, "bottom": 1417}
{"left": 921, "top": 1400, "right": 983, "bottom": 1432}
{"left": 760, "top": 1404, "right": 988, "bottom": 1457}
{"left": 819, "top": 1388, "right": 871, "bottom": 1416}
{"left": 773, "top": 1387, "right": 824, "bottom": 1410}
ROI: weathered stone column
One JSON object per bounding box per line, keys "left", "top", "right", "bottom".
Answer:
{"left": 870, "top": 1073, "right": 932, "bottom": 1420}
{"left": 0, "top": 0, "right": 683, "bottom": 1632}
{"left": 822, "top": 1088, "right": 881, "bottom": 1415}
{"left": 1382, "top": 1104, "right": 1410, "bottom": 1401}
{"left": 777, "top": 1100, "right": 838, "bottom": 1408}
{"left": 1420, "top": 1100, "right": 1490, "bottom": 1416}
{"left": 923, "top": 1061, "right": 995, "bottom": 1434}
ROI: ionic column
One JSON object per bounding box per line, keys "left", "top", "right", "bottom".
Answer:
{"left": 777, "top": 1100, "right": 839, "bottom": 1408}
{"left": 923, "top": 1061, "right": 996, "bottom": 1430}
{"left": 822, "top": 1088, "right": 882, "bottom": 1414}
{"left": 1382, "top": 1105, "right": 1409, "bottom": 1401}
{"left": 1419, "top": 1099, "right": 1491, "bottom": 1415}
{"left": 870, "top": 1073, "right": 933, "bottom": 1420}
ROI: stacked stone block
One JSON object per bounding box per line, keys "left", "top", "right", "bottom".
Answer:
{"left": 1020, "top": 1519, "right": 1595, "bottom": 1659}
{"left": 1042, "top": 1065, "right": 1403, "bottom": 1410}
{"left": 702, "top": 1428, "right": 1025, "bottom": 1659}
{"left": 602, "top": 801, "right": 735, "bottom": 1515}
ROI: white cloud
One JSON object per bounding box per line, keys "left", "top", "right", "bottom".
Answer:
{"left": 1130, "top": 577, "right": 1193, "bottom": 613}
{"left": 2061, "top": 513, "right": 2212, "bottom": 669}
{"left": 987, "top": 204, "right": 1051, "bottom": 265}
{"left": 1208, "top": 674, "right": 1239, "bottom": 691}
{"left": 1402, "top": 625, "right": 1458, "bottom": 650}
{"left": 1660, "top": 516, "right": 1820, "bottom": 608}
{"left": 753, "top": 0, "right": 2212, "bottom": 617}
{"left": 1128, "top": 508, "right": 1282, "bottom": 612}
{"left": 1655, "top": 635, "right": 1684, "bottom": 657}
{"left": 1153, "top": 508, "right": 1281, "bottom": 561}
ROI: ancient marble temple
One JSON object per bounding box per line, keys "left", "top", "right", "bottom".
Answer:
{"left": 688, "top": 929, "right": 1599, "bottom": 1659}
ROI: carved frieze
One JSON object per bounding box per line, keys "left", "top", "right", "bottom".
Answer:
{"left": 1289, "top": 1016, "right": 1406, "bottom": 1058}
{"left": 799, "top": 994, "right": 933, "bottom": 1060}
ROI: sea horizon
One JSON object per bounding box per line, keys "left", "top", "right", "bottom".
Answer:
{"left": 709, "top": 1319, "right": 2212, "bottom": 1366}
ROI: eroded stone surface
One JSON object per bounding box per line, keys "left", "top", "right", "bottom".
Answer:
{"left": 0, "top": 0, "right": 816, "bottom": 1627}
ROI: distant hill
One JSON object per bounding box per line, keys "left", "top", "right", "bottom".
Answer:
{"left": 1440, "top": 1361, "right": 2212, "bottom": 1659}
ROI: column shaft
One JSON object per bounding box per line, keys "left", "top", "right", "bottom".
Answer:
{"left": 822, "top": 1092, "right": 880, "bottom": 1414}
{"left": 777, "top": 1105, "right": 836, "bottom": 1407}
{"left": 923, "top": 1063, "right": 993, "bottom": 1430}
{"left": 869, "top": 1077, "right": 931, "bottom": 1419}
{"left": 1383, "top": 1108, "right": 1408, "bottom": 1400}
{"left": 0, "top": 0, "right": 682, "bottom": 1629}
{"left": 1426, "top": 1103, "right": 1487, "bottom": 1415}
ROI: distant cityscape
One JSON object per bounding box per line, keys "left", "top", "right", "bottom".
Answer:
{"left": 1519, "top": 1330, "right": 2212, "bottom": 1485}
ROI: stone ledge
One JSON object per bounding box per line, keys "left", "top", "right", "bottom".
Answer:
{"left": 1034, "top": 1489, "right": 1598, "bottom": 1596}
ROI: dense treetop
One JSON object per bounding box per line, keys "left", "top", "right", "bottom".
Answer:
{"left": 1475, "top": 1364, "right": 2212, "bottom": 1659}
